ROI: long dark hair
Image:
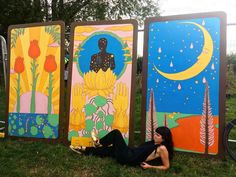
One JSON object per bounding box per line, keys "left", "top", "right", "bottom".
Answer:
{"left": 155, "top": 126, "right": 174, "bottom": 160}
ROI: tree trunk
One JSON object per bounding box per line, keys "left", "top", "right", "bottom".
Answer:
{"left": 44, "top": 0, "right": 49, "bottom": 20}
{"left": 51, "top": 0, "right": 58, "bottom": 20}
{"left": 205, "top": 82, "right": 209, "bottom": 155}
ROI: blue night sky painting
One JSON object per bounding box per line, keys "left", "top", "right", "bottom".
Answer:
{"left": 146, "top": 17, "right": 221, "bottom": 115}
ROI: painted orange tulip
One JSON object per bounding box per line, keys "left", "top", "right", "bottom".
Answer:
{"left": 44, "top": 55, "right": 57, "bottom": 73}
{"left": 28, "top": 40, "right": 40, "bottom": 59}
{"left": 14, "top": 57, "right": 24, "bottom": 73}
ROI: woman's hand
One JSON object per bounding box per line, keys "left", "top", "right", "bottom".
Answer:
{"left": 140, "top": 145, "right": 170, "bottom": 171}
{"left": 140, "top": 162, "right": 151, "bottom": 169}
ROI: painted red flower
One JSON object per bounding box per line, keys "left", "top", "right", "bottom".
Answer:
{"left": 14, "top": 57, "right": 24, "bottom": 73}
{"left": 44, "top": 55, "right": 57, "bottom": 73}
{"left": 28, "top": 40, "right": 40, "bottom": 59}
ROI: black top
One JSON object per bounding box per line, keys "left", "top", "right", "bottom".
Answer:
{"left": 127, "top": 141, "right": 159, "bottom": 166}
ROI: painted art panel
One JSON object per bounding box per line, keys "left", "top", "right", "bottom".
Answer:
{"left": 6, "top": 22, "right": 65, "bottom": 140}
{"left": 66, "top": 20, "right": 137, "bottom": 146}
{"left": 142, "top": 13, "right": 226, "bottom": 156}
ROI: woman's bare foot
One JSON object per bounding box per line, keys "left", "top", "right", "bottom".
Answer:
{"left": 91, "top": 131, "right": 102, "bottom": 147}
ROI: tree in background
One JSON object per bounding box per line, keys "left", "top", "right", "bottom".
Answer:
{"left": 137, "top": 56, "right": 143, "bottom": 74}
{"left": 0, "top": 0, "right": 160, "bottom": 38}
{"left": 226, "top": 54, "right": 236, "bottom": 97}
{"left": 0, "top": 0, "right": 44, "bottom": 38}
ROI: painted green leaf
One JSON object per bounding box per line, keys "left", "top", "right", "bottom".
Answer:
{"left": 83, "top": 133, "right": 91, "bottom": 138}
{"left": 98, "top": 130, "right": 108, "bottom": 138}
{"left": 11, "top": 28, "right": 25, "bottom": 48}
{"left": 96, "top": 121, "right": 103, "bottom": 130}
{"left": 105, "top": 115, "right": 114, "bottom": 126}
{"left": 13, "top": 125, "right": 17, "bottom": 129}
{"left": 30, "top": 126, "right": 38, "bottom": 136}
{"left": 18, "top": 127, "right": 25, "bottom": 135}
{"left": 42, "top": 126, "right": 53, "bottom": 138}
{"left": 98, "top": 111, "right": 104, "bottom": 118}
{"left": 36, "top": 115, "right": 44, "bottom": 125}
{"left": 68, "top": 130, "right": 78, "bottom": 141}
{"left": 8, "top": 125, "right": 12, "bottom": 132}
{"left": 48, "top": 114, "right": 59, "bottom": 127}
{"left": 85, "top": 119, "right": 94, "bottom": 132}
{"left": 124, "top": 137, "right": 129, "bottom": 144}
{"left": 44, "top": 26, "right": 61, "bottom": 44}
{"left": 85, "top": 104, "right": 97, "bottom": 116}
{"left": 94, "top": 96, "right": 107, "bottom": 107}
{"left": 19, "top": 121, "right": 22, "bottom": 126}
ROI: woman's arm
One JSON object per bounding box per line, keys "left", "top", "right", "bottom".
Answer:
{"left": 140, "top": 145, "right": 170, "bottom": 170}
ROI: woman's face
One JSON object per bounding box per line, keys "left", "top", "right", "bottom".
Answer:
{"left": 154, "top": 132, "right": 163, "bottom": 144}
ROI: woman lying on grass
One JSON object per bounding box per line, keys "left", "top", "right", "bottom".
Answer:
{"left": 70, "top": 126, "right": 173, "bottom": 170}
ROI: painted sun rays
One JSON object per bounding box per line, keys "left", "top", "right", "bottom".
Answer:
{"left": 7, "top": 22, "right": 65, "bottom": 140}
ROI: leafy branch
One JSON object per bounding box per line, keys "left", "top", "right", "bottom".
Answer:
{"left": 45, "top": 25, "right": 61, "bottom": 44}
{"left": 11, "top": 28, "right": 25, "bottom": 48}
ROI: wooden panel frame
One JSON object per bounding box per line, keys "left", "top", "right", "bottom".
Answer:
{"left": 64, "top": 19, "right": 138, "bottom": 146}
{"left": 141, "top": 12, "right": 226, "bottom": 158}
{"left": 5, "top": 21, "right": 65, "bottom": 143}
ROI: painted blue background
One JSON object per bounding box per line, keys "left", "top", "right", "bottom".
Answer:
{"left": 8, "top": 113, "right": 59, "bottom": 138}
{"left": 78, "top": 33, "right": 125, "bottom": 77}
{"left": 146, "top": 17, "right": 221, "bottom": 115}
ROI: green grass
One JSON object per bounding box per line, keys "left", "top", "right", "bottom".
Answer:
{"left": 1, "top": 84, "right": 236, "bottom": 177}
{"left": 0, "top": 87, "right": 6, "bottom": 122}
{"left": 226, "top": 96, "right": 236, "bottom": 122}
{"left": 0, "top": 140, "right": 235, "bottom": 177}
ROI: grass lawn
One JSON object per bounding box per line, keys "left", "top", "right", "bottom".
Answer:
{"left": 0, "top": 87, "right": 5, "bottom": 122}
{"left": 0, "top": 85, "right": 236, "bottom": 177}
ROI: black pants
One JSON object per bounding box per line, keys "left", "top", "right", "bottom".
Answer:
{"left": 84, "top": 129, "right": 132, "bottom": 164}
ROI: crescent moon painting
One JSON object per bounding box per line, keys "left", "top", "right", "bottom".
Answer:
{"left": 144, "top": 15, "right": 225, "bottom": 155}
{"left": 154, "top": 22, "right": 213, "bottom": 80}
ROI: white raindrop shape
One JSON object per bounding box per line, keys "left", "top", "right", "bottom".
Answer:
{"left": 202, "top": 20, "right": 205, "bottom": 26}
{"left": 190, "top": 42, "right": 194, "bottom": 49}
{"left": 170, "top": 61, "right": 173, "bottom": 67}
{"left": 177, "top": 83, "right": 181, "bottom": 90}
{"left": 211, "top": 63, "right": 215, "bottom": 70}
{"left": 180, "top": 49, "right": 183, "bottom": 53}
{"left": 202, "top": 77, "right": 206, "bottom": 83}
{"left": 156, "top": 78, "right": 159, "bottom": 83}
{"left": 158, "top": 47, "right": 162, "bottom": 53}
